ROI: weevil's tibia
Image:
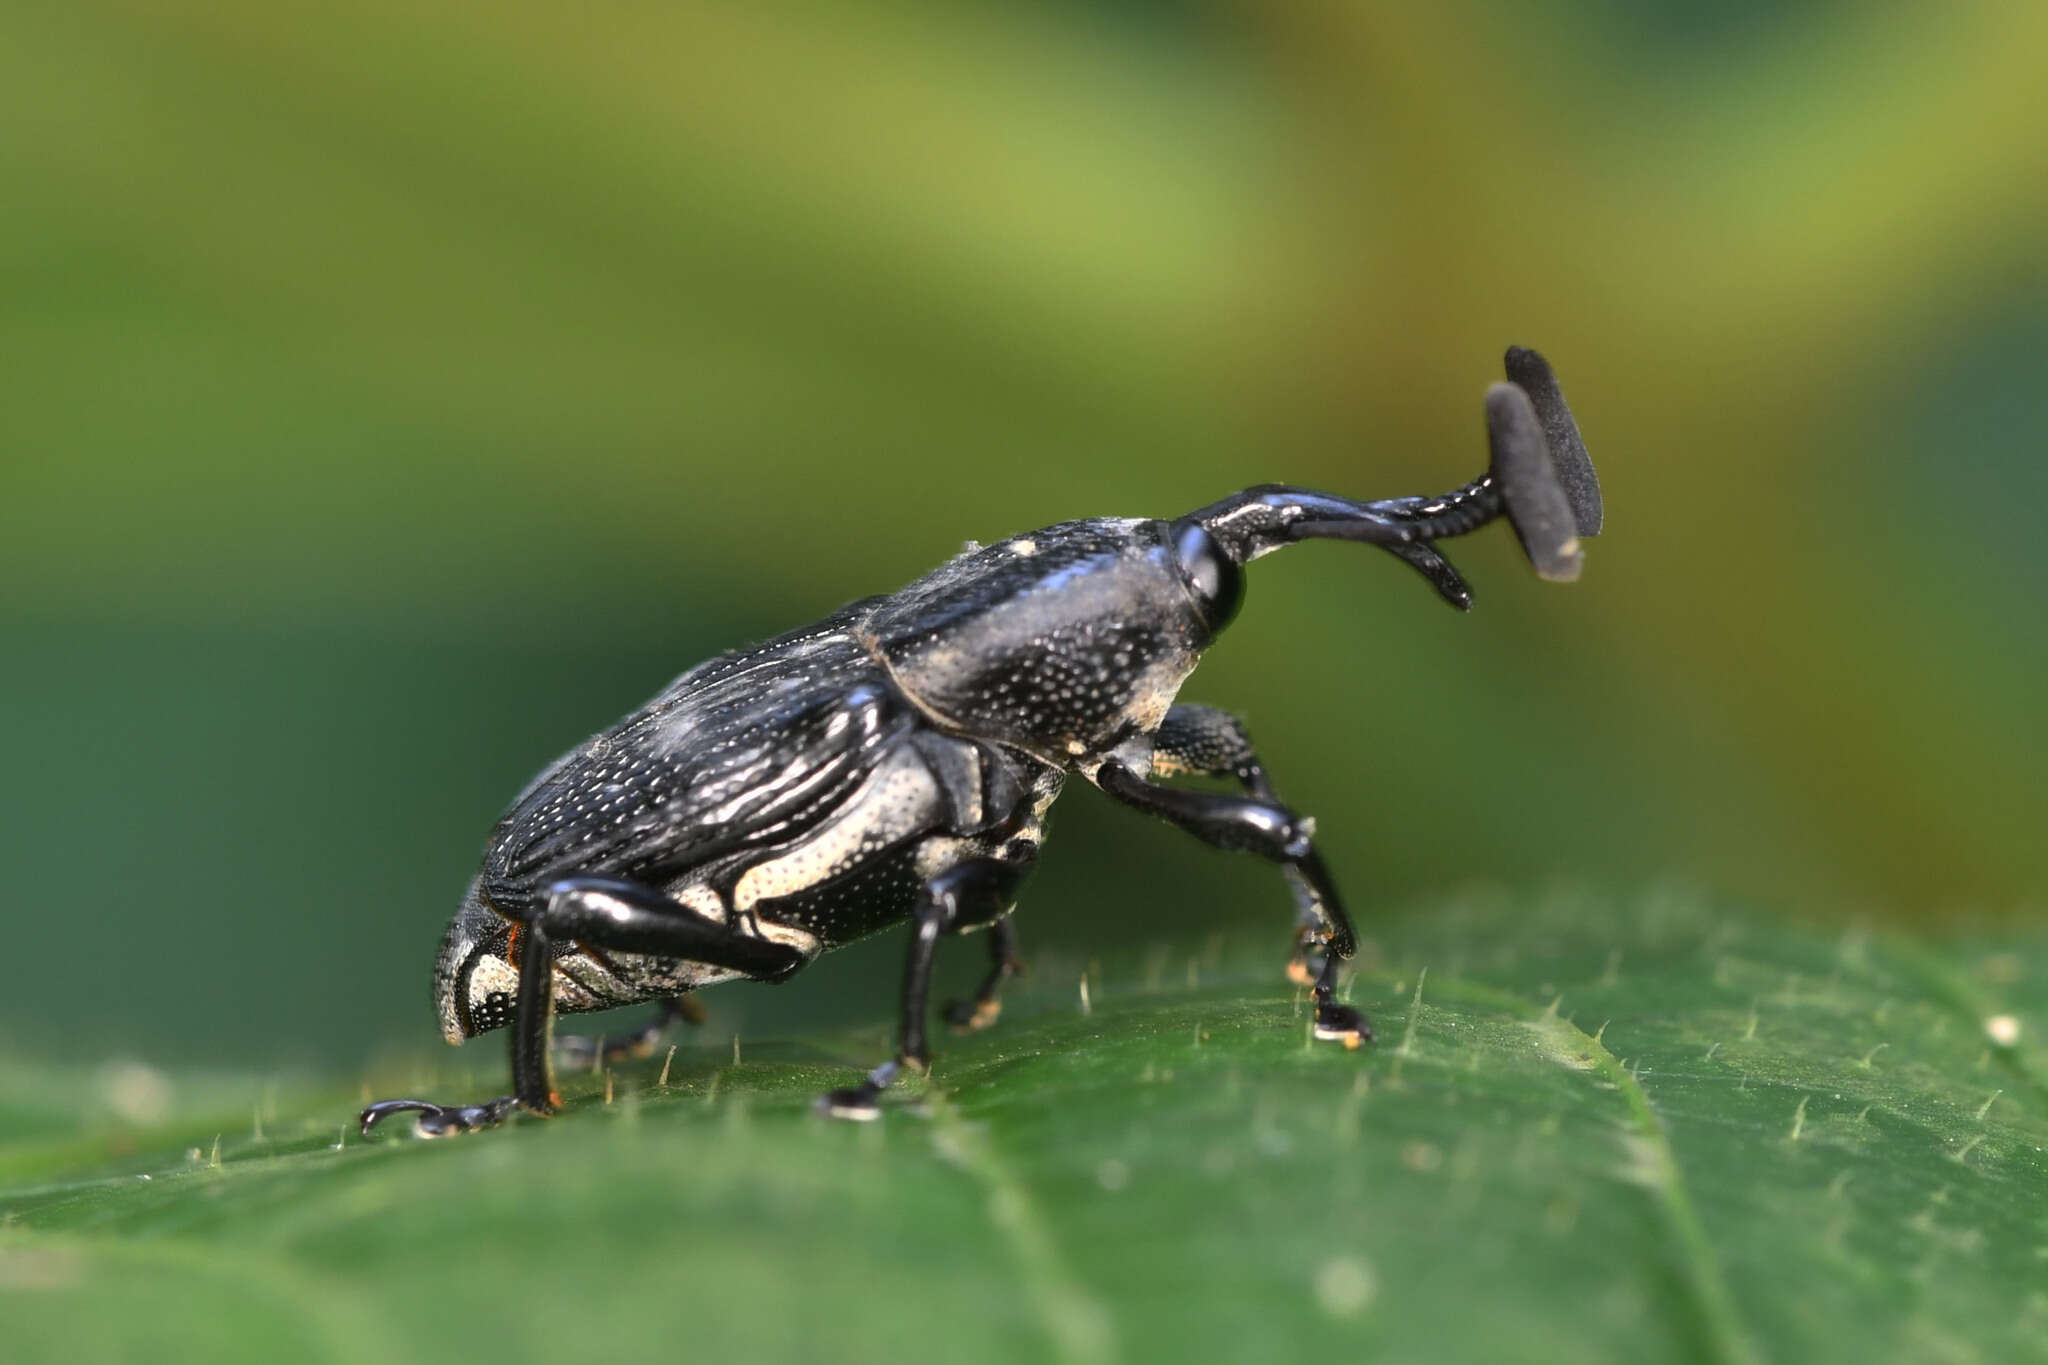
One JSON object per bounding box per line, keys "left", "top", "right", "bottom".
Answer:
{"left": 818, "top": 858, "right": 1024, "bottom": 1120}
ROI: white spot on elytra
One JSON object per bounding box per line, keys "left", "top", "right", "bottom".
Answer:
{"left": 1011, "top": 538, "right": 1037, "bottom": 557}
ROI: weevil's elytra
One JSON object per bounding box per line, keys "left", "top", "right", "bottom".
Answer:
{"left": 360, "top": 346, "right": 1603, "bottom": 1138}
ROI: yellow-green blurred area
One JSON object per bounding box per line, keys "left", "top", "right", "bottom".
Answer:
{"left": 2, "top": 1, "right": 2043, "bottom": 1068}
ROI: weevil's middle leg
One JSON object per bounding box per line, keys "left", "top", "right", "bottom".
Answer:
{"left": 554, "top": 995, "right": 704, "bottom": 1071}
{"left": 819, "top": 858, "right": 1022, "bottom": 1121}
{"left": 942, "top": 915, "right": 1020, "bottom": 1033}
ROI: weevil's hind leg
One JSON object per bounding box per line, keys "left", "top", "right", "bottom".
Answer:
{"left": 1107, "top": 705, "right": 1371, "bottom": 1048}
{"left": 819, "top": 858, "right": 1022, "bottom": 1121}
{"left": 359, "top": 1096, "right": 523, "bottom": 1138}
{"left": 942, "top": 915, "right": 1020, "bottom": 1034}
{"left": 360, "top": 879, "right": 805, "bottom": 1139}
{"left": 554, "top": 994, "right": 703, "bottom": 1071}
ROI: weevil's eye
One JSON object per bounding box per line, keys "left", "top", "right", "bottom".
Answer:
{"left": 1171, "top": 520, "right": 1243, "bottom": 633}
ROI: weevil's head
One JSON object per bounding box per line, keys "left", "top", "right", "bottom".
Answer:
{"left": 432, "top": 880, "right": 520, "bottom": 1044}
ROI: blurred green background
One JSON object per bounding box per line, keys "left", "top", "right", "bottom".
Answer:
{"left": 2, "top": 1, "right": 2042, "bottom": 1072}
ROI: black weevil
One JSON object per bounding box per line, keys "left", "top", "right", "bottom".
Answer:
{"left": 360, "top": 347, "right": 1602, "bottom": 1135}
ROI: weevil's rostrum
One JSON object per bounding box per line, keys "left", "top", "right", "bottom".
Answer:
{"left": 362, "top": 346, "right": 1603, "bottom": 1137}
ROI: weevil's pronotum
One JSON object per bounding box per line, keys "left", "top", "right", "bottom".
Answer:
{"left": 361, "top": 347, "right": 1602, "bottom": 1135}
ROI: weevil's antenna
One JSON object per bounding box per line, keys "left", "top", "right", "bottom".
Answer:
{"left": 1505, "top": 346, "right": 1602, "bottom": 535}
{"left": 1382, "top": 541, "right": 1478, "bottom": 610}
{"left": 1186, "top": 345, "right": 1601, "bottom": 605}
{"left": 1485, "top": 381, "right": 1582, "bottom": 581}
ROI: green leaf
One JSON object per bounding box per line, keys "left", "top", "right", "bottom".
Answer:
{"left": 5, "top": 896, "right": 2045, "bottom": 1364}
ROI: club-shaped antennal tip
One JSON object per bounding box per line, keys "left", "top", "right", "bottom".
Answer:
{"left": 1503, "top": 346, "right": 1602, "bottom": 536}
{"left": 1486, "top": 382, "right": 1582, "bottom": 582}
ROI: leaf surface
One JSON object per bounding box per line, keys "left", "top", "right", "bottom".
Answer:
{"left": 5, "top": 896, "right": 2045, "bottom": 1364}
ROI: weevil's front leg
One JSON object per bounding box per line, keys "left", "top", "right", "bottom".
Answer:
{"left": 1152, "top": 705, "right": 1340, "bottom": 988}
{"left": 554, "top": 994, "right": 705, "bottom": 1071}
{"left": 942, "top": 915, "right": 1020, "bottom": 1033}
{"left": 1096, "top": 749, "right": 1370, "bottom": 1048}
{"left": 360, "top": 879, "right": 805, "bottom": 1138}
{"left": 819, "top": 859, "right": 1020, "bottom": 1120}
